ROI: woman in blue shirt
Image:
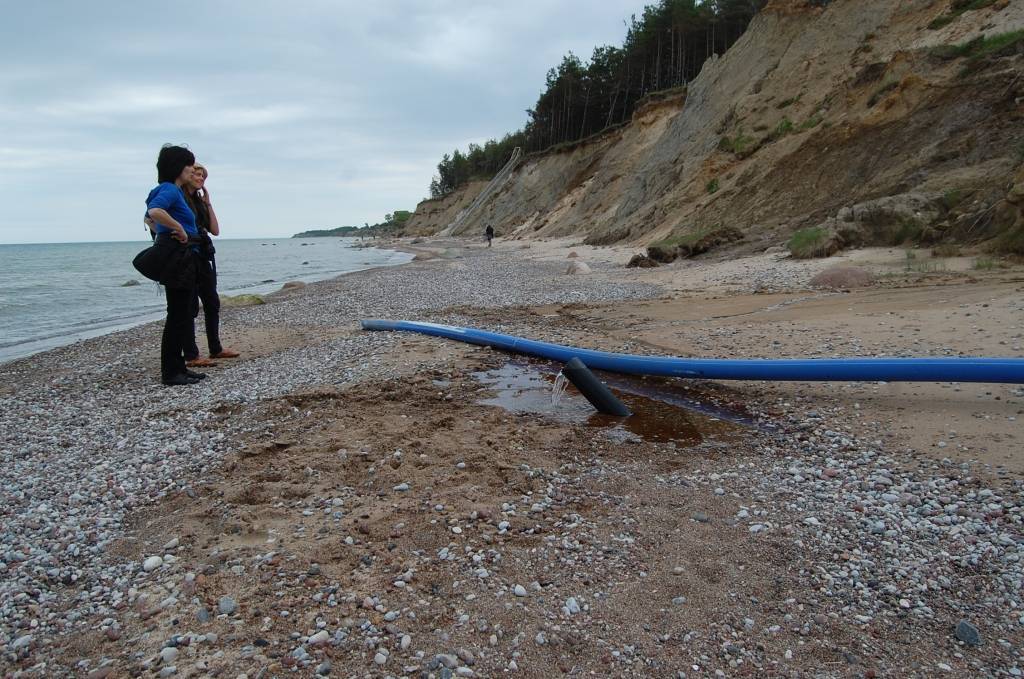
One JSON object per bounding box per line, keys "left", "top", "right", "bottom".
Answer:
{"left": 145, "top": 144, "right": 206, "bottom": 386}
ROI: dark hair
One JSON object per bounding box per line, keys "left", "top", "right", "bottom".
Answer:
{"left": 156, "top": 144, "right": 195, "bottom": 184}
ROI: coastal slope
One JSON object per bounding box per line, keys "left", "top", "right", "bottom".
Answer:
{"left": 408, "top": 0, "right": 1024, "bottom": 253}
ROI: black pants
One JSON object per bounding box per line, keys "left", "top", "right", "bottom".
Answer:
{"left": 186, "top": 258, "right": 222, "bottom": 358}
{"left": 161, "top": 285, "right": 194, "bottom": 380}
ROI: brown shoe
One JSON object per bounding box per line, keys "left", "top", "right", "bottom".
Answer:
{"left": 186, "top": 357, "right": 218, "bottom": 368}
{"left": 210, "top": 349, "right": 240, "bottom": 359}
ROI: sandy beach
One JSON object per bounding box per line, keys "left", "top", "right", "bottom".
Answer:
{"left": 2, "top": 240, "right": 1023, "bottom": 677}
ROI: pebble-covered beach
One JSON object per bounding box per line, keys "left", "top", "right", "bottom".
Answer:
{"left": 2, "top": 243, "right": 1023, "bottom": 677}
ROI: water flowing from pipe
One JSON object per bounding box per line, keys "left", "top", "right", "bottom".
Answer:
{"left": 551, "top": 370, "right": 569, "bottom": 406}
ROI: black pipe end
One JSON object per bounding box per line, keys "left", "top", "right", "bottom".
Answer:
{"left": 562, "top": 357, "right": 632, "bottom": 417}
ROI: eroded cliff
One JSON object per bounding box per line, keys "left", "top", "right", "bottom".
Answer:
{"left": 411, "top": 0, "right": 1024, "bottom": 255}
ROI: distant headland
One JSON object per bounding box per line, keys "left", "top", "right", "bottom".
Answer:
{"left": 293, "top": 210, "right": 411, "bottom": 238}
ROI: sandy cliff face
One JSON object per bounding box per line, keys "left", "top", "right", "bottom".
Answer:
{"left": 404, "top": 180, "right": 488, "bottom": 236}
{"left": 415, "top": 0, "right": 1024, "bottom": 251}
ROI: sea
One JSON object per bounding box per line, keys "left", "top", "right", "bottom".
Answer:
{"left": 0, "top": 238, "right": 412, "bottom": 364}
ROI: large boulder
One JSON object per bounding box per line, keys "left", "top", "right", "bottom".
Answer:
{"left": 991, "top": 165, "right": 1024, "bottom": 254}
{"left": 678, "top": 226, "right": 744, "bottom": 258}
{"left": 565, "top": 260, "right": 592, "bottom": 275}
{"left": 835, "top": 193, "right": 943, "bottom": 246}
{"left": 794, "top": 193, "right": 946, "bottom": 258}
{"left": 626, "top": 254, "right": 660, "bottom": 268}
{"left": 1007, "top": 166, "right": 1024, "bottom": 205}
{"left": 646, "top": 226, "right": 745, "bottom": 264}
{"left": 647, "top": 242, "right": 680, "bottom": 263}
{"left": 220, "top": 293, "right": 265, "bottom": 307}
{"left": 788, "top": 221, "right": 844, "bottom": 259}
{"left": 809, "top": 265, "right": 875, "bottom": 289}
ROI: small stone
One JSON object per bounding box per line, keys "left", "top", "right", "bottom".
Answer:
{"left": 954, "top": 619, "right": 981, "bottom": 646}
{"left": 163, "top": 537, "right": 180, "bottom": 550}
{"left": 400, "top": 634, "right": 411, "bottom": 650}
{"left": 393, "top": 483, "right": 410, "bottom": 492}
{"left": 373, "top": 651, "right": 387, "bottom": 665}
{"left": 514, "top": 584, "right": 527, "bottom": 597}
{"left": 160, "top": 647, "right": 179, "bottom": 664}
{"left": 217, "top": 596, "right": 237, "bottom": 615}
{"left": 308, "top": 630, "right": 329, "bottom": 646}
{"left": 672, "top": 597, "right": 687, "bottom": 606}
{"left": 143, "top": 556, "right": 164, "bottom": 572}
{"left": 565, "top": 597, "right": 581, "bottom": 615}
{"left": 158, "top": 667, "right": 177, "bottom": 678}
{"left": 316, "top": 660, "right": 332, "bottom": 675}
{"left": 12, "top": 634, "right": 33, "bottom": 650}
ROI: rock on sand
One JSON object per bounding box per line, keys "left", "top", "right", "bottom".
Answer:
{"left": 809, "top": 265, "right": 874, "bottom": 289}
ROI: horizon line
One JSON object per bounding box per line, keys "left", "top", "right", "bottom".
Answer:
{"left": 0, "top": 234, "right": 375, "bottom": 246}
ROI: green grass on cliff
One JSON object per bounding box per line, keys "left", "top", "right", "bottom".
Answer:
{"left": 718, "top": 131, "right": 758, "bottom": 158}
{"left": 930, "top": 30, "right": 1024, "bottom": 62}
{"left": 650, "top": 227, "right": 710, "bottom": 252}
{"left": 928, "top": 0, "right": 999, "bottom": 30}
{"left": 787, "top": 226, "right": 829, "bottom": 258}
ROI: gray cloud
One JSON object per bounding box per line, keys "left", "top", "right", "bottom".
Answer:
{"left": 0, "top": 0, "right": 640, "bottom": 243}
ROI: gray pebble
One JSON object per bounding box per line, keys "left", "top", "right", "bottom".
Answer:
{"left": 217, "top": 595, "right": 237, "bottom": 615}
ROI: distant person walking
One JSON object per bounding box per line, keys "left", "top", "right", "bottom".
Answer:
{"left": 145, "top": 145, "right": 205, "bottom": 387}
{"left": 485, "top": 225, "right": 494, "bottom": 247}
{"left": 182, "top": 164, "right": 239, "bottom": 366}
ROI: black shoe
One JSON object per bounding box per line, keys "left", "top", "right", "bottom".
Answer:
{"left": 162, "top": 373, "right": 200, "bottom": 386}
{"left": 184, "top": 369, "right": 207, "bottom": 380}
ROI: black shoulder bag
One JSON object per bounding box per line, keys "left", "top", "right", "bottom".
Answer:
{"left": 133, "top": 237, "right": 199, "bottom": 289}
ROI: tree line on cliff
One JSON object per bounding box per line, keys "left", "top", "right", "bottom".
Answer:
{"left": 293, "top": 211, "right": 411, "bottom": 238}
{"left": 428, "top": 0, "right": 766, "bottom": 199}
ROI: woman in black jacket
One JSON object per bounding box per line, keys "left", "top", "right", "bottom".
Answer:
{"left": 182, "top": 164, "right": 239, "bottom": 366}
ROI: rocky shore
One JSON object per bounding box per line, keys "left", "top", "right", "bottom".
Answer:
{"left": 1, "top": 241, "right": 1022, "bottom": 677}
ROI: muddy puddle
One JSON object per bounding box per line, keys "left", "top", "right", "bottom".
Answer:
{"left": 474, "top": 361, "right": 758, "bottom": 446}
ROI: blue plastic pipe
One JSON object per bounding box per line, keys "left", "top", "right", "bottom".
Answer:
{"left": 361, "top": 319, "right": 1024, "bottom": 384}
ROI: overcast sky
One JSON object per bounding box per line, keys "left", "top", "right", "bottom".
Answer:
{"left": 0, "top": 1, "right": 643, "bottom": 244}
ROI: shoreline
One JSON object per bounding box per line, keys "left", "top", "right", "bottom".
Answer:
{"left": 2, "top": 240, "right": 1023, "bottom": 676}
{"left": 0, "top": 241, "right": 413, "bottom": 367}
